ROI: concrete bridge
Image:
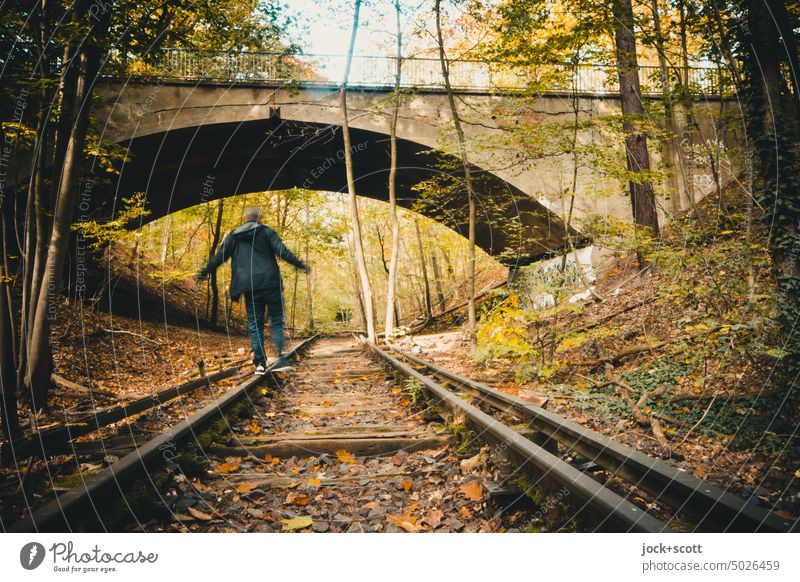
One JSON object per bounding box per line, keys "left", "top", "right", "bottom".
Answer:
{"left": 95, "top": 50, "right": 741, "bottom": 266}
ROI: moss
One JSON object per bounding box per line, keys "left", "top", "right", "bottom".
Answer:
{"left": 450, "top": 423, "right": 476, "bottom": 455}
{"left": 52, "top": 470, "right": 99, "bottom": 490}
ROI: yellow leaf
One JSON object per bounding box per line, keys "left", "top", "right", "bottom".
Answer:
{"left": 286, "top": 492, "right": 310, "bottom": 506}
{"left": 402, "top": 479, "right": 412, "bottom": 491}
{"left": 264, "top": 454, "right": 281, "bottom": 465}
{"left": 459, "top": 481, "right": 483, "bottom": 501}
{"left": 280, "top": 516, "right": 313, "bottom": 531}
{"left": 249, "top": 421, "right": 261, "bottom": 435}
{"left": 795, "top": 469, "right": 800, "bottom": 479}
{"left": 387, "top": 514, "right": 420, "bottom": 532}
{"left": 236, "top": 482, "right": 257, "bottom": 493}
{"left": 217, "top": 461, "right": 240, "bottom": 474}
{"left": 308, "top": 478, "right": 321, "bottom": 486}
{"left": 336, "top": 449, "right": 356, "bottom": 464}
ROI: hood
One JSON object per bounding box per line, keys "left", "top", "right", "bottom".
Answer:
{"left": 232, "top": 221, "right": 261, "bottom": 238}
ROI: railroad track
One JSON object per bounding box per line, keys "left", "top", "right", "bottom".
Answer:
{"left": 374, "top": 344, "right": 797, "bottom": 533}
{"left": 10, "top": 336, "right": 794, "bottom": 533}
{"left": 8, "top": 336, "right": 317, "bottom": 533}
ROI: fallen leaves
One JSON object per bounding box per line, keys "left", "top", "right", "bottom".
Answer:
{"left": 280, "top": 516, "right": 313, "bottom": 531}
{"left": 459, "top": 480, "right": 483, "bottom": 501}
{"left": 387, "top": 513, "right": 421, "bottom": 532}
{"left": 424, "top": 508, "right": 444, "bottom": 528}
{"left": 236, "top": 482, "right": 258, "bottom": 494}
{"left": 336, "top": 449, "right": 356, "bottom": 464}
{"left": 286, "top": 491, "right": 311, "bottom": 506}
{"left": 217, "top": 456, "right": 241, "bottom": 473}
{"left": 187, "top": 507, "right": 213, "bottom": 521}
{"left": 263, "top": 454, "right": 281, "bottom": 465}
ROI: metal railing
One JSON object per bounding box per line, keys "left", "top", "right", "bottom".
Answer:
{"left": 126, "top": 48, "right": 729, "bottom": 96}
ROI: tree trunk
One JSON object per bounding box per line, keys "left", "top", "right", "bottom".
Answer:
{"left": 414, "top": 219, "right": 432, "bottom": 320}
{"left": 159, "top": 215, "right": 170, "bottom": 264}
{"left": 0, "top": 126, "right": 20, "bottom": 442}
{"left": 649, "top": 0, "right": 683, "bottom": 215}
{"left": 340, "top": 0, "right": 376, "bottom": 342}
{"left": 435, "top": 0, "right": 476, "bottom": 344}
{"left": 26, "top": 33, "right": 103, "bottom": 411}
{"left": 385, "top": 0, "right": 402, "bottom": 340}
{"left": 305, "top": 197, "right": 314, "bottom": 333}
{"left": 430, "top": 245, "right": 446, "bottom": 313}
{"left": 209, "top": 199, "right": 224, "bottom": 325}
{"left": 676, "top": 0, "right": 697, "bottom": 206}
{"left": 741, "top": 0, "right": 800, "bottom": 386}
{"left": 611, "top": 0, "right": 660, "bottom": 249}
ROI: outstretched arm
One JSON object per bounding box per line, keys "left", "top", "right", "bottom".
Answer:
{"left": 197, "top": 232, "right": 234, "bottom": 279}
{"left": 267, "top": 229, "right": 309, "bottom": 272}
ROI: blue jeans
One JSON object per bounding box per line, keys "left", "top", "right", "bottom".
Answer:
{"left": 243, "top": 289, "right": 285, "bottom": 366}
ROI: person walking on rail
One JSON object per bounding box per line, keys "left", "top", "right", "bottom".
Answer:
{"left": 195, "top": 206, "right": 310, "bottom": 374}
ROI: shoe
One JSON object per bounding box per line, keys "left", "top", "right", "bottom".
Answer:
{"left": 271, "top": 356, "right": 295, "bottom": 372}
{"left": 254, "top": 364, "right": 267, "bottom": 375}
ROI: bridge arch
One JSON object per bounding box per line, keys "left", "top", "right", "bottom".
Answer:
{"left": 103, "top": 81, "right": 575, "bottom": 265}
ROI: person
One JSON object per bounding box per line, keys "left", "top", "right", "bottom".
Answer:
{"left": 196, "top": 206, "right": 310, "bottom": 374}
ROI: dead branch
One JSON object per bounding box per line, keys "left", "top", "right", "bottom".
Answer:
{"left": 604, "top": 364, "right": 673, "bottom": 459}
{"left": 100, "top": 328, "right": 165, "bottom": 346}
{"left": 51, "top": 374, "right": 117, "bottom": 399}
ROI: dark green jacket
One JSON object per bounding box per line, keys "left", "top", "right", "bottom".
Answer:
{"left": 198, "top": 220, "right": 307, "bottom": 300}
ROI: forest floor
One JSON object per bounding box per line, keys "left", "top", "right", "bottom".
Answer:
{"left": 394, "top": 257, "right": 800, "bottom": 524}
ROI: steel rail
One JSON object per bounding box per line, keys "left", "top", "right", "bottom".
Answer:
{"left": 369, "top": 343, "right": 673, "bottom": 533}
{"left": 8, "top": 336, "right": 318, "bottom": 533}
{"left": 1, "top": 360, "right": 248, "bottom": 464}
{"left": 387, "top": 346, "right": 796, "bottom": 533}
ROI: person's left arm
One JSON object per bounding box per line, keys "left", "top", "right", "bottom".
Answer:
{"left": 265, "top": 228, "right": 308, "bottom": 272}
{"left": 197, "top": 231, "right": 234, "bottom": 280}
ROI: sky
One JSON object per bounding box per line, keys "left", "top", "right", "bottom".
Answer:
{"left": 281, "top": 0, "right": 442, "bottom": 84}
{"left": 284, "top": 0, "right": 432, "bottom": 57}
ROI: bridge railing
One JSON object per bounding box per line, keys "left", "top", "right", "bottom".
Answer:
{"left": 131, "top": 48, "right": 728, "bottom": 96}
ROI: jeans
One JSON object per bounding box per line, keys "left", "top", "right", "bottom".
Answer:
{"left": 243, "top": 288, "right": 285, "bottom": 366}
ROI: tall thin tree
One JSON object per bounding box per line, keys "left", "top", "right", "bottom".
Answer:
{"left": 340, "top": 0, "right": 376, "bottom": 341}
{"left": 435, "top": 0, "right": 476, "bottom": 343}
{"left": 385, "top": 0, "right": 403, "bottom": 340}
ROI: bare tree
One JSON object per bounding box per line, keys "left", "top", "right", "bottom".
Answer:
{"left": 435, "top": 0, "right": 476, "bottom": 344}
{"left": 385, "top": 0, "right": 403, "bottom": 340}
{"left": 414, "top": 218, "right": 433, "bottom": 319}
{"left": 340, "top": 0, "right": 376, "bottom": 341}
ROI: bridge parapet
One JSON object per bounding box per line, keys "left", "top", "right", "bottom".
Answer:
{"left": 124, "top": 48, "right": 729, "bottom": 96}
